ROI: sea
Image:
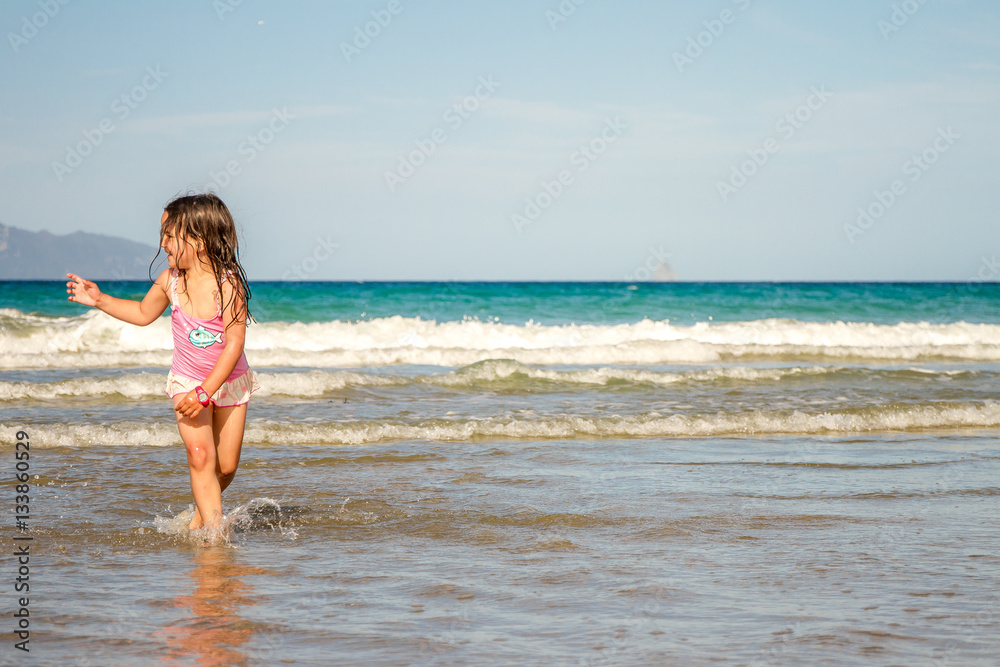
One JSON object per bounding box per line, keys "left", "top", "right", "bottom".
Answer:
{"left": 1, "top": 281, "right": 998, "bottom": 666}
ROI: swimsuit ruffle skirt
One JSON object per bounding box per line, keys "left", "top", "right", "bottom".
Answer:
{"left": 165, "top": 269, "right": 260, "bottom": 407}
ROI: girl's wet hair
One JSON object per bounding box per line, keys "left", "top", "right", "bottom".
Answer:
{"left": 151, "top": 192, "right": 254, "bottom": 324}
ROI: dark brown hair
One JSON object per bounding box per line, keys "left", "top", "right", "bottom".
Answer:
{"left": 151, "top": 193, "right": 254, "bottom": 324}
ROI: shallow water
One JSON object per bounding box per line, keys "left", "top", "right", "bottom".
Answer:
{"left": 5, "top": 432, "right": 997, "bottom": 666}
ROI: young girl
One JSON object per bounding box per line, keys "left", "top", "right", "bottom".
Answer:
{"left": 67, "top": 193, "right": 259, "bottom": 533}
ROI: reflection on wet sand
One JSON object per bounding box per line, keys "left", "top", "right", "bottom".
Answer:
{"left": 160, "top": 549, "right": 270, "bottom": 666}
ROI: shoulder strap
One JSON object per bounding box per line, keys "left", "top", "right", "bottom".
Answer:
{"left": 169, "top": 269, "right": 179, "bottom": 307}
{"left": 215, "top": 271, "right": 235, "bottom": 317}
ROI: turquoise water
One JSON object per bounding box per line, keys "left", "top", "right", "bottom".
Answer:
{"left": 1, "top": 281, "right": 999, "bottom": 664}
{"left": 9, "top": 280, "right": 1000, "bottom": 324}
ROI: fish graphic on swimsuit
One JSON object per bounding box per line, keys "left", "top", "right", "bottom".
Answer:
{"left": 188, "top": 326, "right": 223, "bottom": 348}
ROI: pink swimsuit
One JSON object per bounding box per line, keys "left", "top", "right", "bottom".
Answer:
{"left": 165, "top": 269, "right": 259, "bottom": 406}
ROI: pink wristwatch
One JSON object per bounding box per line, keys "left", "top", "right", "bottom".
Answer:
{"left": 194, "top": 386, "right": 211, "bottom": 406}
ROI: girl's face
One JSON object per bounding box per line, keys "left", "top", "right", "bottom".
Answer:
{"left": 160, "top": 212, "right": 201, "bottom": 270}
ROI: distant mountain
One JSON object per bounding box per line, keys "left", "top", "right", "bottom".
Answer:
{"left": 0, "top": 224, "right": 160, "bottom": 280}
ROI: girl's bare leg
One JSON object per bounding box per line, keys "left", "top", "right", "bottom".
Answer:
{"left": 173, "top": 395, "right": 223, "bottom": 530}
{"left": 213, "top": 403, "right": 247, "bottom": 494}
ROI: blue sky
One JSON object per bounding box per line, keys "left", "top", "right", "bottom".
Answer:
{"left": 1, "top": 0, "right": 998, "bottom": 280}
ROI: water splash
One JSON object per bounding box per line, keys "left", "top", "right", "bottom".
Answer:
{"left": 152, "top": 498, "right": 299, "bottom": 546}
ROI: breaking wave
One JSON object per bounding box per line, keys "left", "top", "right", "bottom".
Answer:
{"left": 3, "top": 309, "right": 1000, "bottom": 369}
{"left": 0, "top": 361, "right": 984, "bottom": 401}
{"left": 9, "top": 401, "right": 1000, "bottom": 447}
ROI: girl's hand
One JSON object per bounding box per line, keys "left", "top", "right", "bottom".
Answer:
{"left": 66, "top": 273, "right": 102, "bottom": 308}
{"left": 175, "top": 389, "right": 206, "bottom": 419}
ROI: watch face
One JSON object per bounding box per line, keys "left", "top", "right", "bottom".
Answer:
{"left": 197, "top": 389, "right": 209, "bottom": 403}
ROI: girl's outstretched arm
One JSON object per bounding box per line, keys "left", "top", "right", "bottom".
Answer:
{"left": 66, "top": 271, "right": 171, "bottom": 326}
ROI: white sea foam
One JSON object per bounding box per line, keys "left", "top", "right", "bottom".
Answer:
{"left": 0, "top": 309, "right": 172, "bottom": 369}
{"left": 0, "top": 370, "right": 399, "bottom": 401}
{"left": 0, "top": 372, "right": 168, "bottom": 401}
{"left": 8, "top": 401, "right": 999, "bottom": 447}
{"left": 1, "top": 422, "right": 178, "bottom": 447}
{"left": 429, "top": 359, "right": 837, "bottom": 387}
{"left": 3, "top": 362, "right": 977, "bottom": 402}
{"left": 3, "top": 309, "right": 1000, "bottom": 369}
